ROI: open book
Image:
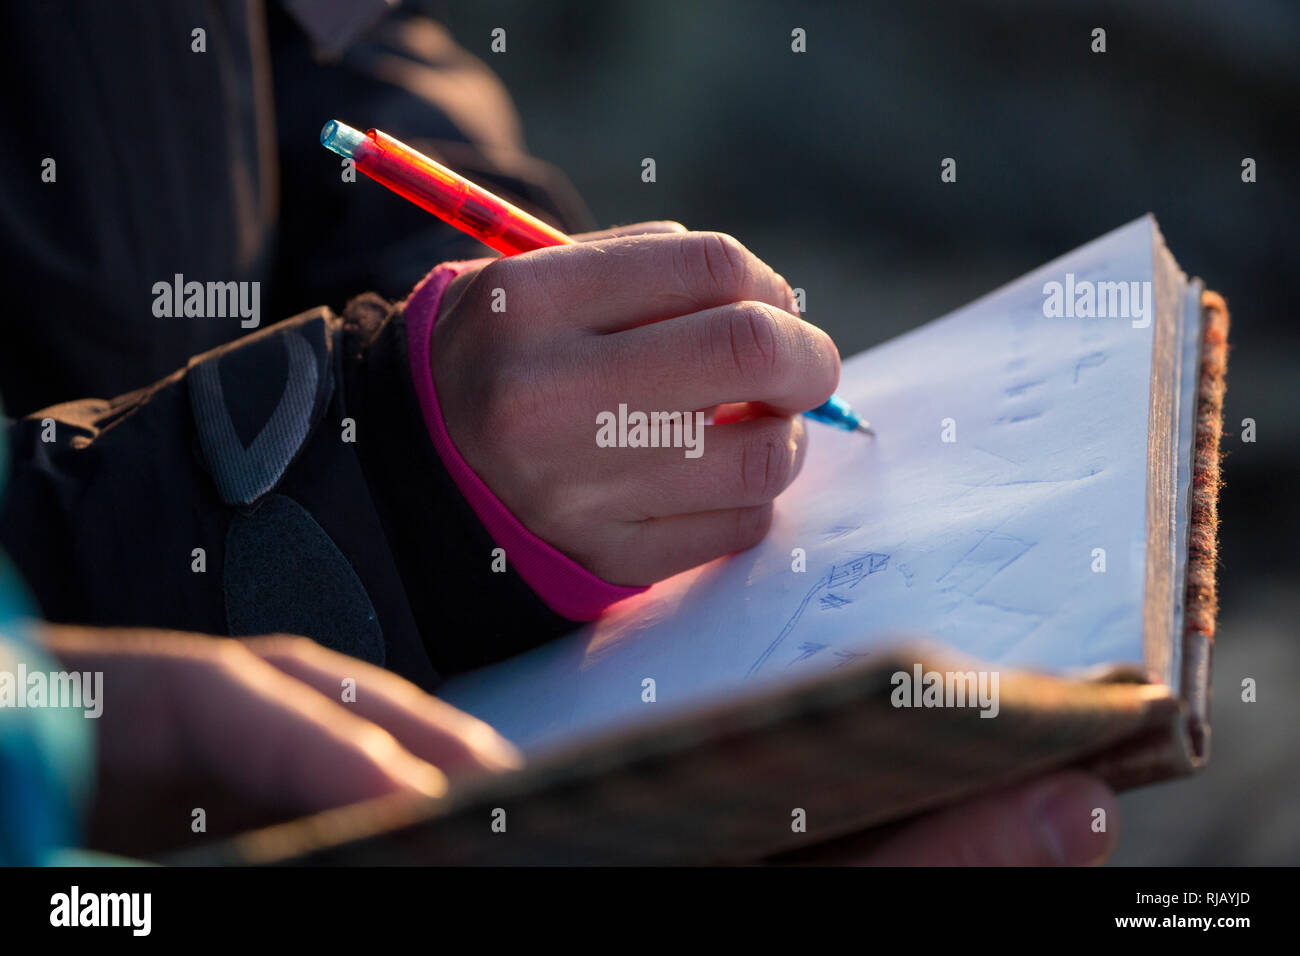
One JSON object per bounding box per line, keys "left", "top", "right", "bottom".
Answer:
{"left": 184, "top": 215, "right": 1227, "bottom": 865}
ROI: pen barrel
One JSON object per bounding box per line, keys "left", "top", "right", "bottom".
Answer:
{"left": 357, "top": 131, "right": 573, "bottom": 255}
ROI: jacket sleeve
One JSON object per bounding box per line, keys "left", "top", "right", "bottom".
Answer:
{"left": 267, "top": 3, "right": 596, "bottom": 311}
{"left": 0, "top": 297, "right": 575, "bottom": 691}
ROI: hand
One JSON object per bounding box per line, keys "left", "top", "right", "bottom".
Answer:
{"left": 39, "top": 626, "right": 521, "bottom": 857}
{"left": 431, "top": 222, "right": 840, "bottom": 586}
{"left": 774, "top": 771, "right": 1121, "bottom": 866}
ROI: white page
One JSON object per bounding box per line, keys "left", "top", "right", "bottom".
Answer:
{"left": 442, "top": 216, "right": 1168, "bottom": 753}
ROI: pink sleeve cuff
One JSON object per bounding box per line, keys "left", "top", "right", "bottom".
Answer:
{"left": 403, "top": 261, "right": 647, "bottom": 622}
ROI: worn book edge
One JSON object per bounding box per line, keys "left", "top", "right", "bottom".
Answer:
{"left": 166, "top": 294, "right": 1228, "bottom": 866}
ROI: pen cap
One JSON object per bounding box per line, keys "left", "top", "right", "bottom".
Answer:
{"left": 320, "top": 120, "right": 368, "bottom": 159}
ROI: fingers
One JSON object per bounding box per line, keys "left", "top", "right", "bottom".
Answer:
{"left": 187, "top": 644, "right": 451, "bottom": 813}
{"left": 595, "top": 300, "right": 839, "bottom": 416}
{"left": 42, "top": 627, "right": 454, "bottom": 822}
{"left": 595, "top": 503, "right": 776, "bottom": 585}
{"left": 240, "top": 637, "right": 523, "bottom": 777}
{"left": 439, "top": 221, "right": 688, "bottom": 320}
{"left": 610, "top": 415, "right": 807, "bottom": 519}
{"left": 428, "top": 226, "right": 831, "bottom": 587}
{"left": 466, "top": 230, "right": 797, "bottom": 334}
{"left": 821, "top": 771, "right": 1121, "bottom": 866}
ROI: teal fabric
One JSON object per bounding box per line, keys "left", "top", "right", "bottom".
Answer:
{"left": 0, "top": 410, "right": 94, "bottom": 866}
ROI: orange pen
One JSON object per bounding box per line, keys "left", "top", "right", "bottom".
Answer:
{"left": 320, "top": 120, "right": 572, "bottom": 255}
{"left": 319, "top": 119, "right": 871, "bottom": 434}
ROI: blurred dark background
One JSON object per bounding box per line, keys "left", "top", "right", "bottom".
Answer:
{"left": 430, "top": 0, "right": 1299, "bottom": 864}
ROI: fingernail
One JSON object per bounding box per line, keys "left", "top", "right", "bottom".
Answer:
{"left": 402, "top": 761, "right": 450, "bottom": 800}
{"left": 454, "top": 721, "right": 525, "bottom": 772}
{"left": 1031, "top": 776, "right": 1117, "bottom": 866}
{"left": 478, "top": 736, "right": 525, "bottom": 772}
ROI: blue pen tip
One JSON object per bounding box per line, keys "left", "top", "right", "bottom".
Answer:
{"left": 320, "top": 119, "right": 366, "bottom": 159}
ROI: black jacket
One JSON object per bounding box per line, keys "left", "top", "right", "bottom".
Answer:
{"left": 0, "top": 0, "right": 594, "bottom": 687}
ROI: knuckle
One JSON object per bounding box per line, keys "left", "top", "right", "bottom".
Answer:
{"left": 463, "top": 260, "right": 519, "bottom": 319}
{"left": 719, "top": 302, "right": 785, "bottom": 384}
{"left": 686, "top": 231, "right": 752, "bottom": 296}
{"left": 474, "top": 257, "right": 511, "bottom": 294}
{"left": 738, "top": 423, "right": 796, "bottom": 499}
